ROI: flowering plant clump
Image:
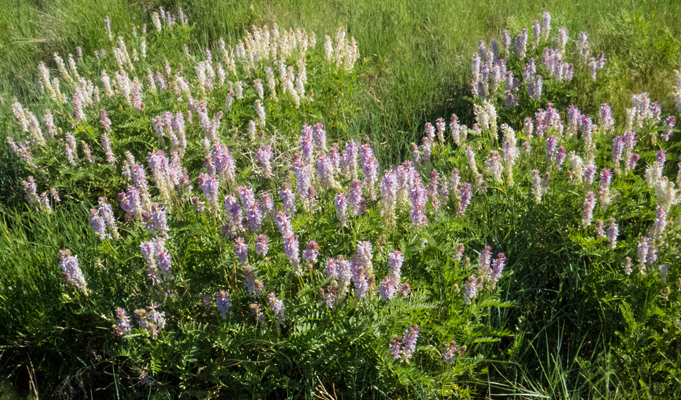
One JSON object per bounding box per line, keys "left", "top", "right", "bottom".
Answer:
{"left": 2, "top": 6, "right": 681, "bottom": 399}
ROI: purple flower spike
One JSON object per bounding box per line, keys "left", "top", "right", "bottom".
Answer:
{"left": 268, "top": 293, "right": 285, "bottom": 328}
{"left": 256, "top": 235, "right": 269, "bottom": 256}
{"left": 234, "top": 237, "right": 248, "bottom": 264}
{"left": 303, "top": 241, "right": 319, "bottom": 264}
{"left": 58, "top": 249, "right": 87, "bottom": 292}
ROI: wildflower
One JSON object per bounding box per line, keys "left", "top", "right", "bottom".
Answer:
{"left": 329, "top": 143, "right": 341, "bottom": 172}
{"left": 250, "top": 303, "right": 265, "bottom": 323}
{"left": 600, "top": 104, "right": 614, "bottom": 133}
{"left": 484, "top": 151, "right": 504, "bottom": 182}
{"left": 351, "top": 261, "right": 370, "bottom": 299}
{"left": 501, "top": 124, "right": 519, "bottom": 184}
{"left": 341, "top": 139, "right": 359, "bottom": 180}
{"left": 348, "top": 179, "right": 365, "bottom": 216}
{"left": 547, "top": 140, "right": 563, "bottom": 167}
{"left": 114, "top": 307, "right": 131, "bottom": 336}
{"left": 645, "top": 160, "right": 664, "bottom": 187}
{"left": 502, "top": 30, "right": 511, "bottom": 54}
{"left": 255, "top": 100, "right": 266, "bottom": 126}
{"left": 190, "top": 197, "right": 205, "bottom": 212}
{"left": 119, "top": 186, "right": 144, "bottom": 220}
{"left": 317, "top": 154, "right": 339, "bottom": 190}
{"left": 651, "top": 206, "right": 668, "bottom": 241}
{"left": 410, "top": 181, "right": 429, "bottom": 227}
{"left": 260, "top": 193, "right": 275, "bottom": 221}
{"left": 400, "top": 325, "right": 419, "bottom": 362}
{"left": 388, "top": 250, "right": 404, "bottom": 284}
{"left": 458, "top": 182, "right": 472, "bottom": 216}
{"left": 380, "top": 169, "right": 399, "bottom": 224}
{"left": 637, "top": 237, "right": 650, "bottom": 269}
{"left": 566, "top": 105, "right": 581, "bottom": 137}
{"left": 450, "top": 114, "right": 467, "bottom": 145}
{"left": 234, "top": 237, "right": 249, "bottom": 264}
{"left": 355, "top": 241, "right": 373, "bottom": 274}
{"left": 64, "top": 132, "right": 77, "bottom": 165}
{"left": 279, "top": 182, "right": 297, "bottom": 216}
{"left": 142, "top": 203, "right": 169, "bottom": 236}
{"left": 19, "top": 178, "right": 37, "bottom": 207}
{"left": 140, "top": 239, "right": 163, "bottom": 285}
{"left": 434, "top": 118, "right": 446, "bottom": 145}
{"left": 213, "top": 142, "right": 236, "bottom": 182}
{"left": 453, "top": 244, "right": 465, "bottom": 261}
{"left": 626, "top": 151, "right": 642, "bottom": 175}
{"left": 505, "top": 90, "right": 518, "bottom": 107}
{"left": 198, "top": 173, "right": 220, "bottom": 212}
{"left": 58, "top": 249, "right": 87, "bottom": 292}
{"left": 661, "top": 116, "right": 675, "bottom": 141}
{"left": 647, "top": 243, "right": 658, "bottom": 266}
{"left": 477, "top": 246, "right": 492, "bottom": 282}
{"left": 531, "top": 170, "right": 544, "bottom": 203}
{"left": 631, "top": 93, "right": 659, "bottom": 128}
{"left": 276, "top": 212, "right": 301, "bottom": 275}
{"left": 256, "top": 145, "right": 274, "bottom": 178}
{"left": 464, "top": 276, "right": 477, "bottom": 304}
{"left": 300, "top": 124, "right": 315, "bottom": 163}
{"left": 268, "top": 293, "right": 285, "bottom": 328}
{"left": 73, "top": 92, "right": 86, "bottom": 123}
{"left": 595, "top": 220, "right": 605, "bottom": 239}
{"left": 98, "top": 197, "right": 119, "bottom": 239}
{"left": 335, "top": 257, "right": 355, "bottom": 301}
{"left": 515, "top": 28, "right": 528, "bottom": 59}
{"left": 466, "top": 148, "right": 478, "bottom": 175}
{"left": 607, "top": 218, "right": 618, "bottom": 248}
{"left": 528, "top": 75, "right": 543, "bottom": 100}
{"left": 489, "top": 253, "right": 506, "bottom": 286}
{"left": 335, "top": 192, "right": 348, "bottom": 227}
{"left": 485, "top": 101, "right": 498, "bottom": 138}
{"left": 243, "top": 267, "right": 264, "bottom": 297}
{"left": 660, "top": 264, "right": 670, "bottom": 284}
{"left": 131, "top": 78, "right": 145, "bottom": 110}
{"left": 135, "top": 303, "right": 166, "bottom": 339}
{"left": 89, "top": 209, "right": 107, "bottom": 239}
{"left": 292, "top": 154, "right": 315, "bottom": 211}
{"left": 238, "top": 186, "right": 262, "bottom": 233}
{"left": 225, "top": 92, "right": 233, "bottom": 110}
{"left": 101, "top": 132, "right": 116, "bottom": 165}
{"left": 523, "top": 117, "right": 534, "bottom": 140}
{"left": 303, "top": 241, "right": 319, "bottom": 264}
{"left": 623, "top": 257, "right": 632, "bottom": 275}
{"left": 388, "top": 338, "right": 402, "bottom": 360}
{"left": 379, "top": 277, "right": 396, "bottom": 300}
{"left": 360, "top": 144, "right": 379, "bottom": 200}
{"left": 612, "top": 136, "right": 624, "bottom": 174}
{"left": 566, "top": 153, "right": 584, "bottom": 184}
{"left": 598, "top": 169, "right": 612, "bottom": 208}
{"left": 443, "top": 340, "right": 465, "bottom": 363}
{"left": 397, "top": 282, "right": 411, "bottom": 297}
{"left": 131, "top": 164, "right": 152, "bottom": 209}
{"left": 577, "top": 32, "right": 591, "bottom": 61}
{"left": 322, "top": 286, "right": 337, "bottom": 308}
{"left": 582, "top": 192, "right": 596, "bottom": 228}
{"left": 216, "top": 290, "right": 232, "bottom": 319}
{"left": 313, "top": 123, "right": 327, "bottom": 153}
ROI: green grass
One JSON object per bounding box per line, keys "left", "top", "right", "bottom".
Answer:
{"left": 3, "top": 0, "right": 680, "bottom": 163}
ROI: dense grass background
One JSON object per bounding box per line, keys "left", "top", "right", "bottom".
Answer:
{"left": 2, "top": 0, "right": 681, "bottom": 399}
{"left": 2, "top": 0, "right": 680, "bottom": 165}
